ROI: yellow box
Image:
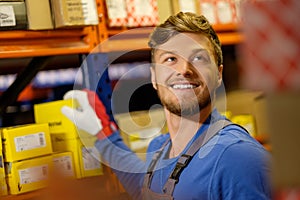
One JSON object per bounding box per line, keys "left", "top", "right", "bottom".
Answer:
{"left": 114, "top": 109, "right": 168, "bottom": 152}
{"left": 34, "top": 99, "right": 103, "bottom": 178}
{"left": 51, "top": 133, "right": 102, "bottom": 178}
{"left": 1, "top": 123, "right": 53, "bottom": 162}
{"left": 0, "top": 152, "right": 8, "bottom": 196}
{"left": 34, "top": 99, "right": 80, "bottom": 139}
{"left": 5, "top": 155, "right": 53, "bottom": 195}
{"left": 79, "top": 134, "right": 103, "bottom": 178}
{"left": 0, "top": 178, "right": 8, "bottom": 197}
{"left": 52, "top": 152, "right": 75, "bottom": 178}
{"left": 231, "top": 114, "right": 257, "bottom": 138}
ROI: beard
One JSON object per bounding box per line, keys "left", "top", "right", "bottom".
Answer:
{"left": 156, "top": 85, "right": 212, "bottom": 117}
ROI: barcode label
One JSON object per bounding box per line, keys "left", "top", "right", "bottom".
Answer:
{"left": 39, "top": 133, "right": 45, "bottom": 146}
{"left": 53, "top": 155, "right": 74, "bottom": 177}
{"left": 82, "top": 147, "right": 101, "bottom": 170}
{"left": 19, "top": 165, "right": 49, "bottom": 184}
{"left": 14, "top": 132, "right": 46, "bottom": 152}
{"left": 0, "top": 6, "right": 16, "bottom": 27}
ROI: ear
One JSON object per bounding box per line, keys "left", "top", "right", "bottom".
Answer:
{"left": 217, "top": 65, "right": 223, "bottom": 87}
{"left": 150, "top": 66, "right": 157, "bottom": 90}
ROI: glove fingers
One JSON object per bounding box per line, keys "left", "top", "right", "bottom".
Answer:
{"left": 61, "top": 106, "right": 78, "bottom": 124}
{"left": 64, "top": 90, "right": 90, "bottom": 109}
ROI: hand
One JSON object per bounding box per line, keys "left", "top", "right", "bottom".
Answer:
{"left": 61, "top": 89, "right": 117, "bottom": 139}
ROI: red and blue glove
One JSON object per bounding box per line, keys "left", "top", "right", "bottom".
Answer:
{"left": 61, "top": 89, "right": 117, "bottom": 140}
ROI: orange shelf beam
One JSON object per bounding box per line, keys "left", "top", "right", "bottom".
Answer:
{"left": 0, "top": 27, "right": 98, "bottom": 59}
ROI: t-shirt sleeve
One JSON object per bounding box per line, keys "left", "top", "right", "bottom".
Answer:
{"left": 209, "top": 140, "right": 272, "bottom": 200}
{"left": 94, "top": 132, "right": 147, "bottom": 200}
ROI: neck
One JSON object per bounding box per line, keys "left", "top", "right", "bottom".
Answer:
{"left": 164, "top": 105, "right": 213, "bottom": 158}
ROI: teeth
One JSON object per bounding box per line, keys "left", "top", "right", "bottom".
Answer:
{"left": 172, "top": 84, "right": 196, "bottom": 89}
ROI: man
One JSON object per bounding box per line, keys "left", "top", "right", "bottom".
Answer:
{"left": 62, "top": 12, "right": 271, "bottom": 200}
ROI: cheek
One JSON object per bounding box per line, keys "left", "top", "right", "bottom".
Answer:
{"left": 196, "top": 67, "right": 218, "bottom": 86}
{"left": 154, "top": 66, "right": 174, "bottom": 84}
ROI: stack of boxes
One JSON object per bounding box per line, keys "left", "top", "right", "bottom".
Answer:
{"left": 105, "top": 0, "right": 242, "bottom": 27}
{"left": 0, "top": 0, "right": 99, "bottom": 31}
{"left": 0, "top": 99, "right": 103, "bottom": 196}
{"left": 1, "top": 123, "right": 53, "bottom": 195}
{"left": 34, "top": 99, "right": 103, "bottom": 179}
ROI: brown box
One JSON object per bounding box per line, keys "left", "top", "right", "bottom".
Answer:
{"left": 50, "top": 0, "right": 98, "bottom": 28}
{"left": 25, "top": 0, "right": 53, "bottom": 30}
{"left": 265, "top": 92, "right": 300, "bottom": 188}
{"left": 217, "top": 90, "right": 268, "bottom": 137}
{"left": 157, "top": 0, "right": 172, "bottom": 24}
{"left": 171, "top": 0, "right": 201, "bottom": 15}
{"left": 0, "top": 1, "right": 27, "bottom": 30}
{"left": 114, "top": 109, "right": 168, "bottom": 159}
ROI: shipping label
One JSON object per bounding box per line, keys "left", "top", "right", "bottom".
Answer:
{"left": 0, "top": 5, "right": 16, "bottom": 27}
{"left": 14, "top": 132, "right": 46, "bottom": 152}
{"left": 53, "top": 155, "right": 74, "bottom": 177}
{"left": 18, "top": 165, "right": 49, "bottom": 184}
{"left": 82, "top": 147, "right": 101, "bottom": 170}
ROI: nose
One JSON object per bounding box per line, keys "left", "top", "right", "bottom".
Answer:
{"left": 175, "top": 59, "right": 193, "bottom": 76}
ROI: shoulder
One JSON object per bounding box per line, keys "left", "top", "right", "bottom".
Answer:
{"left": 147, "top": 133, "right": 170, "bottom": 152}
{"left": 208, "top": 124, "right": 272, "bottom": 199}
{"left": 215, "top": 123, "right": 270, "bottom": 166}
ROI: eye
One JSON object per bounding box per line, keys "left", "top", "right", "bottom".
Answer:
{"left": 193, "top": 55, "right": 204, "bottom": 61}
{"left": 165, "top": 57, "right": 177, "bottom": 63}
{"left": 191, "top": 53, "right": 210, "bottom": 64}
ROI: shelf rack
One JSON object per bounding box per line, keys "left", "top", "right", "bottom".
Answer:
{"left": 0, "top": 0, "right": 244, "bottom": 199}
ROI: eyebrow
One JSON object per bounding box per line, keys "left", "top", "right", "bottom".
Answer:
{"left": 157, "top": 48, "right": 209, "bottom": 60}
{"left": 157, "top": 50, "right": 178, "bottom": 60}
{"left": 191, "top": 48, "right": 209, "bottom": 55}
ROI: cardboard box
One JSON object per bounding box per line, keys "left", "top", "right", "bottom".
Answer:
{"left": 216, "top": 90, "right": 268, "bottom": 137}
{"left": 0, "top": 1, "right": 27, "bottom": 30}
{"left": 50, "top": 0, "right": 99, "bottom": 28}
{"left": 156, "top": 0, "right": 172, "bottom": 24}
{"left": 25, "top": 0, "right": 53, "bottom": 30}
{"left": 52, "top": 152, "right": 75, "bottom": 178}
{"left": 105, "top": 0, "right": 127, "bottom": 27}
{"left": 114, "top": 109, "right": 168, "bottom": 154}
{"left": 5, "top": 155, "right": 53, "bottom": 195}
{"left": 34, "top": 99, "right": 102, "bottom": 178}
{"left": 51, "top": 136, "right": 102, "bottom": 178}
{"left": 0, "top": 177, "right": 7, "bottom": 197}
{"left": 265, "top": 93, "right": 300, "bottom": 188}
{"left": 1, "top": 123, "right": 53, "bottom": 162}
{"left": 198, "top": 0, "right": 217, "bottom": 24}
{"left": 34, "top": 99, "right": 79, "bottom": 139}
{"left": 171, "top": 0, "right": 201, "bottom": 15}
{"left": 125, "top": 0, "right": 159, "bottom": 27}
{"left": 231, "top": 114, "right": 257, "bottom": 137}
{"left": 0, "top": 136, "right": 8, "bottom": 196}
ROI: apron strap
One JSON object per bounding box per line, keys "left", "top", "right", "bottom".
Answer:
{"left": 163, "top": 119, "right": 233, "bottom": 195}
{"left": 144, "top": 139, "right": 171, "bottom": 187}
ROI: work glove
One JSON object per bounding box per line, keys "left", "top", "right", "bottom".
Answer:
{"left": 61, "top": 89, "right": 117, "bottom": 140}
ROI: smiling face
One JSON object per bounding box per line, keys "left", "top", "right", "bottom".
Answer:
{"left": 151, "top": 32, "right": 223, "bottom": 117}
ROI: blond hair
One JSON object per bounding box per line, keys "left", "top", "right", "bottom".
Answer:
{"left": 148, "top": 12, "right": 223, "bottom": 66}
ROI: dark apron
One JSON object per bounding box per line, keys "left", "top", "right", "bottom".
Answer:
{"left": 141, "top": 120, "right": 233, "bottom": 200}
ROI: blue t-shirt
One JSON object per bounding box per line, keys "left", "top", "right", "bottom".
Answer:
{"left": 95, "top": 110, "right": 271, "bottom": 200}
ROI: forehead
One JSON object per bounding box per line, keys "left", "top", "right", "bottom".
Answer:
{"left": 154, "top": 32, "right": 212, "bottom": 58}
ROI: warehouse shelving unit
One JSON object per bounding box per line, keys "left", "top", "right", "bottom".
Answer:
{"left": 0, "top": 0, "right": 244, "bottom": 199}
